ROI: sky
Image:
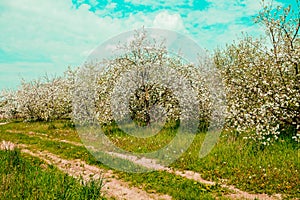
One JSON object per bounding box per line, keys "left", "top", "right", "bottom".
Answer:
{"left": 0, "top": 0, "right": 297, "bottom": 91}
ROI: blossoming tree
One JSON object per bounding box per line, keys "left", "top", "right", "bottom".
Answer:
{"left": 214, "top": 2, "right": 300, "bottom": 143}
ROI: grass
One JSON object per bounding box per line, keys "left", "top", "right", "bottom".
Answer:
{"left": 118, "top": 170, "right": 229, "bottom": 200}
{"left": 0, "top": 121, "right": 229, "bottom": 199}
{"left": 101, "top": 121, "right": 300, "bottom": 199}
{"left": 171, "top": 133, "right": 299, "bottom": 197}
{"left": 0, "top": 148, "right": 105, "bottom": 200}
{"left": 101, "top": 121, "right": 177, "bottom": 153}
{"left": 1, "top": 120, "right": 81, "bottom": 143}
{"left": 0, "top": 120, "right": 299, "bottom": 199}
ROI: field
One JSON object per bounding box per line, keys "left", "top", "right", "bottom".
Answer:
{"left": 0, "top": 120, "right": 298, "bottom": 200}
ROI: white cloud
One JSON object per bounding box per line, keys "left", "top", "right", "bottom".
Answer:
{"left": 182, "top": 0, "right": 282, "bottom": 50}
{"left": 0, "top": 0, "right": 153, "bottom": 90}
{"left": 124, "top": 0, "right": 192, "bottom": 7}
{"left": 106, "top": 2, "right": 117, "bottom": 10}
{"left": 190, "top": 0, "right": 283, "bottom": 26}
{"left": 89, "top": 0, "right": 99, "bottom": 7}
{"left": 1, "top": 0, "right": 117, "bottom": 64}
{"left": 153, "top": 11, "right": 185, "bottom": 31}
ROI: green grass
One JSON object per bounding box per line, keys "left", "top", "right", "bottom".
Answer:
{"left": 1, "top": 120, "right": 81, "bottom": 143}
{"left": 101, "top": 122, "right": 300, "bottom": 199}
{"left": 0, "top": 120, "right": 299, "bottom": 199}
{"left": 171, "top": 133, "right": 299, "bottom": 198}
{"left": 0, "top": 149, "right": 105, "bottom": 200}
{"left": 118, "top": 171, "right": 229, "bottom": 200}
{"left": 102, "top": 122, "right": 177, "bottom": 153}
{"left": 0, "top": 121, "right": 229, "bottom": 199}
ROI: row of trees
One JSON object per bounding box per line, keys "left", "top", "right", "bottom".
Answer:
{"left": 0, "top": 2, "right": 299, "bottom": 144}
{"left": 0, "top": 76, "right": 72, "bottom": 121}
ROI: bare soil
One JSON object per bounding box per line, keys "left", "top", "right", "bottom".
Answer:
{"left": 20, "top": 146, "right": 172, "bottom": 200}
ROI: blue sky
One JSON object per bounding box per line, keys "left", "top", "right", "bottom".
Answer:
{"left": 0, "top": 0, "right": 296, "bottom": 91}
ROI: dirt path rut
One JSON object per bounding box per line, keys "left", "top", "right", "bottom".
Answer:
{"left": 0, "top": 139, "right": 171, "bottom": 200}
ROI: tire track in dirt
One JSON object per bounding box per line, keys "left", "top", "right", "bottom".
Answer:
{"left": 103, "top": 152, "right": 282, "bottom": 200}
{"left": 1, "top": 141, "right": 171, "bottom": 200}
{"left": 21, "top": 149, "right": 172, "bottom": 200}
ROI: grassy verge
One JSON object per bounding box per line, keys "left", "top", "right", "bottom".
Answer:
{"left": 0, "top": 148, "right": 105, "bottom": 200}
